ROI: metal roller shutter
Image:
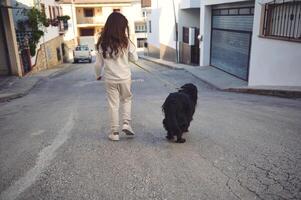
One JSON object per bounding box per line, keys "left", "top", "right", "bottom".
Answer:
{"left": 211, "top": 7, "right": 254, "bottom": 80}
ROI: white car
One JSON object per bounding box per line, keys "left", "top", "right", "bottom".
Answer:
{"left": 73, "top": 45, "right": 92, "bottom": 63}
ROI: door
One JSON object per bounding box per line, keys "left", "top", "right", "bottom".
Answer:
{"left": 191, "top": 28, "right": 199, "bottom": 65}
{"left": 210, "top": 7, "right": 254, "bottom": 80}
{"left": 21, "top": 48, "right": 31, "bottom": 74}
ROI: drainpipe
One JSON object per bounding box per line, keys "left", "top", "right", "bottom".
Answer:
{"left": 172, "top": 0, "right": 179, "bottom": 63}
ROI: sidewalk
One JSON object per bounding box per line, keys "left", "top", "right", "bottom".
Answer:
{"left": 0, "top": 64, "right": 69, "bottom": 102}
{"left": 139, "top": 55, "right": 301, "bottom": 98}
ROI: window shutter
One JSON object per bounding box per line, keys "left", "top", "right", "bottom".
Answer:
{"left": 49, "top": 6, "right": 52, "bottom": 19}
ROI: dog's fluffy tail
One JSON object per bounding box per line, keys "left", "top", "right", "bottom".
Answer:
{"left": 162, "top": 101, "right": 181, "bottom": 136}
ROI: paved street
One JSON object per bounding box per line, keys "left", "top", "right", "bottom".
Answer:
{"left": 0, "top": 60, "right": 301, "bottom": 200}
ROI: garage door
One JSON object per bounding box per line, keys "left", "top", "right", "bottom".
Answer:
{"left": 211, "top": 7, "right": 254, "bottom": 80}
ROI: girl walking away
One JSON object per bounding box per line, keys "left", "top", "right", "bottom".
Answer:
{"left": 95, "top": 12, "right": 138, "bottom": 141}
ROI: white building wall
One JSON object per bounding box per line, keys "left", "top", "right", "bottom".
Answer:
{"left": 122, "top": 1, "right": 144, "bottom": 43}
{"left": 180, "top": 0, "right": 200, "bottom": 9}
{"left": 199, "top": 3, "right": 211, "bottom": 66}
{"left": 147, "top": 0, "right": 181, "bottom": 49}
{"left": 62, "top": 3, "right": 77, "bottom": 42}
{"left": 178, "top": 8, "right": 200, "bottom": 43}
{"left": 200, "top": 0, "right": 301, "bottom": 86}
{"left": 248, "top": 2, "right": 301, "bottom": 86}
{"left": 146, "top": 3, "right": 160, "bottom": 48}
{"left": 41, "top": 0, "right": 60, "bottom": 42}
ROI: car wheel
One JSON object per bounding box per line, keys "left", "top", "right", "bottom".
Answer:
{"left": 89, "top": 58, "right": 92, "bottom": 63}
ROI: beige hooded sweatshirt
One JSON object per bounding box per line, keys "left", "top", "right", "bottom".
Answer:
{"left": 95, "top": 41, "right": 138, "bottom": 83}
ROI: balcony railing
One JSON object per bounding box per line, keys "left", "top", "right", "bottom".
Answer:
{"left": 77, "top": 17, "right": 105, "bottom": 25}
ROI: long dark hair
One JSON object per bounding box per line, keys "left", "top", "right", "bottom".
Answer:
{"left": 96, "top": 12, "right": 130, "bottom": 58}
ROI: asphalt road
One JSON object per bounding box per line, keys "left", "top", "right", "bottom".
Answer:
{"left": 0, "top": 60, "right": 301, "bottom": 200}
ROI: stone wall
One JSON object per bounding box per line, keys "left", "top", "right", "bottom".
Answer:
{"left": 160, "top": 43, "right": 177, "bottom": 62}
{"left": 63, "top": 39, "right": 77, "bottom": 62}
{"left": 147, "top": 44, "right": 160, "bottom": 59}
{"left": 32, "top": 35, "right": 64, "bottom": 73}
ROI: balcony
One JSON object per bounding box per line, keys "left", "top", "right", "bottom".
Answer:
{"left": 76, "top": 7, "right": 105, "bottom": 25}
{"left": 180, "top": 0, "right": 200, "bottom": 9}
{"left": 77, "top": 17, "right": 105, "bottom": 25}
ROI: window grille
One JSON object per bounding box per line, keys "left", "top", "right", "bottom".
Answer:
{"left": 262, "top": 0, "right": 301, "bottom": 42}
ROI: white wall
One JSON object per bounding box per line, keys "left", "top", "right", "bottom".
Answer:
{"left": 248, "top": 2, "right": 301, "bottom": 86}
{"left": 122, "top": 1, "right": 144, "bottom": 42}
{"left": 146, "top": 0, "right": 160, "bottom": 48}
{"left": 199, "top": 3, "right": 211, "bottom": 66}
{"left": 180, "top": 0, "right": 200, "bottom": 9}
{"left": 147, "top": 0, "right": 181, "bottom": 49}
{"left": 39, "top": 0, "right": 61, "bottom": 42}
{"left": 62, "top": 4, "right": 77, "bottom": 41}
{"left": 178, "top": 8, "right": 200, "bottom": 43}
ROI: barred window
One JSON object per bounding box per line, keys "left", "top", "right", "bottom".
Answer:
{"left": 262, "top": 0, "right": 301, "bottom": 42}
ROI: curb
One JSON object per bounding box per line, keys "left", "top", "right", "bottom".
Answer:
{"left": 139, "top": 56, "right": 184, "bottom": 70}
{"left": 183, "top": 68, "right": 223, "bottom": 90}
{"left": 0, "top": 64, "right": 71, "bottom": 103}
{"left": 0, "top": 77, "right": 43, "bottom": 103}
{"left": 225, "top": 87, "right": 301, "bottom": 99}
{"left": 139, "top": 55, "right": 301, "bottom": 99}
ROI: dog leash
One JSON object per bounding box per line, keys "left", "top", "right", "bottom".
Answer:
{"left": 131, "top": 61, "right": 179, "bottom": 91}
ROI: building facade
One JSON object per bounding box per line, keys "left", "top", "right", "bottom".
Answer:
{"left": 146, "top": 0, "right": 301, "bottom": 87}
{"left": 11, "top": 0, "right": 66, "bottom": 74}
{"left": 178, "top": 0, "right": 200, "bottom": 65}
{"left": 200, "top": 0, "right": 301, "bottom": 86}
{"left": 0, "top": 0, "right": 23, "bottom": 76}
{"left": 145, "top": 0, "right": 200, "bottom": 64}
{"left": 61, "top": 0, "right": 144, "bottom": 58}
{"left": 145, "top": 0, "right": 180, "bottom": 61}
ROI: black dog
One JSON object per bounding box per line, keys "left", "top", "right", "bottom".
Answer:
{"left": 162, "top": 83, "right": 198, "bottom": 143}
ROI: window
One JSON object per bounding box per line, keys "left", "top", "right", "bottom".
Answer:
{"left": 212, "top": 7, "right": 253, "bottom": 16}
{"left": 80, "top": 28, "right": 95, "bottom": 36}
{"left": 49, "top": 6, "right": 52, "bottom": 19}
{"left": 84, "top": 8, "right": 94, "bottom": 17}
{"left": 40, "top": 3, "right": 45, "bottom": 14}
{"left": 135, "top": 23, "right": 147, "bottom": 33}
{"left": 229, "top": 9, "right": 238, "bottom": 15}
{"left": 52, "top": 7, "right": 56, "bottom": 18}
{"left": 137, "top": 38, "right": 146, "bottom": 48}
{"left": 57, "top": 6, "right": 61, "bottom": 17}
{"left": 262, "top": 1, "right": 301, "bottom": 42}
{"left": 149, "top": 21, "right": 152, "bottom": 33}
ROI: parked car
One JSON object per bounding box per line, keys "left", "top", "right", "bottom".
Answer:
{"left": 73, "top": 45, "right": 92, "bottom": 63}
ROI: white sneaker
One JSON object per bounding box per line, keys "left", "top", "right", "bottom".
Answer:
{"left": 122, "top": 123, "right": 135, "bottom": 136}
{"left": 108, "top": 132, "right": 120, "bottom": 141}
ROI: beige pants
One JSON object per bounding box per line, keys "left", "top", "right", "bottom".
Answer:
{"left": 105, "top": 80, "right": 132, "bottom": 132}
